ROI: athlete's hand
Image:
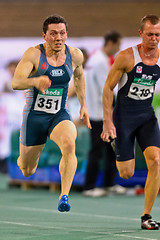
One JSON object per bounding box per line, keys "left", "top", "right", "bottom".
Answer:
{"left": 80, "top": 106, "right": 92, "bottom": 129}
{"left": 101, "top": 120, "right": 116, "bottom": 142}
{"left": 34, "top": 76, "right": 51, "bottom": 94}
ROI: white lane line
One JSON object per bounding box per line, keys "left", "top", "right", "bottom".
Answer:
{"left": 114, "top": 234, "right": 158, "bottom": 240}
{"left": 0, "top": 205, "right": 139, "bottom": 222}
{"left": 0, "top": 220, "right": 158, "bottom": 240}
{"left": 0, "top": 220, "right": 62, "bottom": 229}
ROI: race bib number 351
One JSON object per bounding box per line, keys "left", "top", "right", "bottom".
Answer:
{"left": 34, "top": 88, "right": 63, "bottom": 114}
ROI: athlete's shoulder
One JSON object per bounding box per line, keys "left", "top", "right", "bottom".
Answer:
{"left": 117, "top": 47, "right": 134, "bottom": 61}
{"left": 114, "top": 47, "right": 134, "bottom": 72}
{"left": 22, "top": 45, "right": 41, "bottom": 64}
{"left": 23, "top": 45, "right": 40, "bottom": 57}
{"left": 68, "top": 46, "right": 83, "bottom": 66}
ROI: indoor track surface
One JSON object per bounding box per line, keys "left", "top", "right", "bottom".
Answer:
{"left": 0, "top": 176, "right": 160, "bottom": 240}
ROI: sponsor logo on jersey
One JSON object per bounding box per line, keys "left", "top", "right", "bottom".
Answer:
{"left": 141, "top": 74, "right": 153, "bottom": 80}
{"left": 136, "top": 66, "right": 143, "bottom": 73}
{"left": 133, "top": 78, "right": 155, "bottom": 86}
{"left": 45, "top": 89, "right": 62, "bottom": 96}
{"left": 50, "top": 69, "right": 65, "bottom": 77}
{"left": 39, "top": 88, "right": 63, "bottom": 96}
{"left": 41, "top": 62, "right": 47, "bottom": 69}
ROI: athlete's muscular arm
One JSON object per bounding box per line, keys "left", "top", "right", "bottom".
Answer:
{"left": 101, "top": 49, "right": 133, "bottom": 142}
{"left": 71, "top": 48, "right": 91, "bottom": 129}
{"left": 12, "top": 47, "right": 51, "bottom": 94}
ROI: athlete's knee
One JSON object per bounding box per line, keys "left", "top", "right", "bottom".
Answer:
{"left": 21, "top": 168, "right": 36, "bottom": 177}
{"left": 61, "top": 136, "right": 75, "bottom": 154}
{"left": 21, "top": 169, "right": 31, "bottom": 178}
{"left": 119, "top": 168, "right": 134, "bottom": 179}
{"left": 147, "top": 154, "right": 160, "bottom": 173}
{"left": 17, "top": 159, "right": 36, "bottom": 177}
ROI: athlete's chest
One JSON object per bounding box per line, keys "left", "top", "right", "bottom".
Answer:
{"left": 46, "top": 53, "right": 66, "bottom": 67}
{"left": 133, "top": 63, "right": 160, "bottom": 81}
{"left": 46, "top": 65, "right": 72, "bottom": 86}
{"left": 35, "top": 44, "right": 73, "bottom": 86}
{"left": 127, "top": 63, "right": 160, "bottom": 100}
{"left": 34, "top": 62, "right": 72, "bottom": 114}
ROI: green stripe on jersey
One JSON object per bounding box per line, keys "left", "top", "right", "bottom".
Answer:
{"left": 133, "top": 78, "right": 156, "bottom": 86}
{"left": 39, "top": 88, "right": 63, "bottom": 96}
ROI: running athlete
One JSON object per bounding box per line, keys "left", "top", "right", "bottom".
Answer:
{"left": 12, "top": 14, "right": 91, "bottom": 212}
{"left": 101, "top": 15, "right": 160, "bottom": 230}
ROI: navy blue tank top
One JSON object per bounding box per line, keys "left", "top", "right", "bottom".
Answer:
{"left": 24, "top": 44, "right": 73, "bottom": 114}
{"left": 116, "top": 45, "right": 160, "bottom": 110}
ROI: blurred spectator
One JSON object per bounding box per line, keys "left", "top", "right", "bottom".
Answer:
{"left": 0, "top": 61, "right": 19, "bottom": 93}
{"left": 67, "top": 48, "right": 89, "bottom": 126}
{"left": 83, "top": 31, "right": 127, "bottom": 197}
{"left": 0, "top": 60, "right": 25, "bottom": 173}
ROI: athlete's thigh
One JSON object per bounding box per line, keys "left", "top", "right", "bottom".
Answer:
{"left": 19, "top": 143, "right": 45, "bottom": 169}
{"left": 114, "top": 121, "right": 135, "bottom": 161}
{"left": 113, "top": 107, "right": 137, "bottom": 161}
{"left": 137, "top": 116, "right": 160, "bottom": 152}
{"left": 21, "top": 110, "right": 49, "bottom": 146}
{"left": 50, "top": 120, "right": 77, "bottom": 147}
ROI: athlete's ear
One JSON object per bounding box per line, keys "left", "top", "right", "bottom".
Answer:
{"left": 42, "top": 32, "right": 46, "bottom": 40}
{"left": 138, "top": 29, "right": 142, "bottom": 37}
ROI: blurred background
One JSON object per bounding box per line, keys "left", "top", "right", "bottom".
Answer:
{"left": 0, "top": 0, "right": 160, "bottom": 193}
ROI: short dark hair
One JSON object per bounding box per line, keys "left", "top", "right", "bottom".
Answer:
{"left": 43, "top": 14, "right": 68, "bottom": 34}
{"left": 104, "top": 31, "right": 122, "bottom": 46}
{"left": 140, "top": 14, "right": 160, "bottom": 31}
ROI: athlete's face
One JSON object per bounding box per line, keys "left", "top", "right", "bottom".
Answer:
{"left": 43, "top": 23, "right": 68, "bottom": 52}
{"left": 139, "top": 21, "right": 160, "bottom": 49}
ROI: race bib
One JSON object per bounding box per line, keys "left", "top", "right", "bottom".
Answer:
{"left": 34, "top": 88, "right": 63, "bottom": 114}
{"left": 128, "top": 78, "right": 155, "bottom": 100}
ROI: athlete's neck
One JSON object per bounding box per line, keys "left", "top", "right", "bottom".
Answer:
{"left": 44, "top": 43, "right": 65, "bottom": 58}
{"left": 44, "top": 43, "right": 66, "bottom": 67}
{"left": 141, "top": 44, "right": 158, "bottom": 58}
